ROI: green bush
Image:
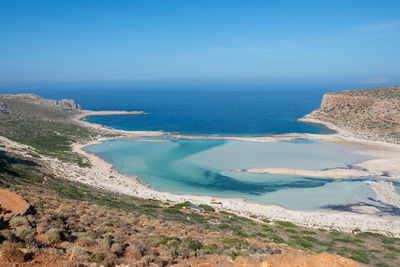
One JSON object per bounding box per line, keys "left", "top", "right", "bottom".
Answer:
{"left": 275, "top": 221, "right": 297, "bottom": 228}
{"left": 139, "top": 203, "right": 160, "bottom": 209}
{"left": 198, "top": 204, "right": 215, "bottom": 213}
{"left": 111, "top": 242, "right": 124, "bottom": 252}
{"left": 15, "top": 226, "right": 31, "bottom": 240}
{"left": 218, "top": 223, "right": 230, "bottom": 230}
{"left": 349, "top": 254, "right": 370, "bottom": 264}
{"left": 45, "top": 228, "right": 62, "bottom": 244}
{"left": 270, "top": 236, "right": 285, "bottom": 244}
{"left": 334, "top": 237, "right": 364, "bottom": 244}
{"left": 67, "top": 244, "right": 88, "bottom": 256}
{"left": 87, "top": 252, "right": 106, "bottom": 263}
{"left": 9, "top": 216, "right": 29, "bottom": 227}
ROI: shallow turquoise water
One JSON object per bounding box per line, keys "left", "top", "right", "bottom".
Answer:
{"left": 86, "top": 138, "right": 375, "bottom": 210}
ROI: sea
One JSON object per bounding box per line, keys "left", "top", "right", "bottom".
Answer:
{"left": 0, "top": 85, "right": 380, "bottom": 210}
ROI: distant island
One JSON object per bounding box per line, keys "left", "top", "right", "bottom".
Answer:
{"left": 0, "top": 88, "right": 400, "bottom": 266}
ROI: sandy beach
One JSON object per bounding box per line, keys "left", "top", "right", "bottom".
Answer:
{"left": 243, "top": 167, "right": 373, "bottom": 179}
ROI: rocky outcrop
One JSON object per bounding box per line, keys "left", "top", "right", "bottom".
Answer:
{"left": 0, "top": 94, "right": 81, "bottom": 110}
{"left": 0, "top": 188, "right": 31, "bottom": 220}
{"left": 307, "top": 86, "right": 400, "bottom": 143}
{"left": 41, "top": 98, "right": 81, "bottom": 110}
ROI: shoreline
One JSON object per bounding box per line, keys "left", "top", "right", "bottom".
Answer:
{"left": 52, "top": 109, "right": 400, "bottom": 236}
{"left": 1, "top": 108, "right": 395, "bottom": 235}
{"left": 3, "top": 131, "right": 400, "bottom": 237}
{"left": 70, "top": 142, "right": 400, "bottom": 237}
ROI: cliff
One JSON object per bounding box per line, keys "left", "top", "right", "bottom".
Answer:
{"left": 307, "top": 86, "right": 400, "bottom": 143}
{"left": 0, "top": 94, "right": 82, "bottom": 110}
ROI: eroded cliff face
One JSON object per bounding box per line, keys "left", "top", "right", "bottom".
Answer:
{"left": 307, "top": 86, "right": 400, "bottom": 143}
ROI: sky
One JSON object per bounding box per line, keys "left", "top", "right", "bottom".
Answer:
{"left": 0, "top": 0, "right": 399, "bottom": 88}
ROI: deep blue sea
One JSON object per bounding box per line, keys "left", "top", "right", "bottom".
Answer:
{"left": 0, "top": 86, "right": 333, "bottom": 135}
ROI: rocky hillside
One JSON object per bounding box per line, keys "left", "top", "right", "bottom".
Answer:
{"left": 307, "top": 86, "right": 400, "bottom": 143}
{"left": 0, "top": 94, "right": 81, "bottom": 110}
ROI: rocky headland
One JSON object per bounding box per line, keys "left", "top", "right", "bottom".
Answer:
{"left": 304, "top": 86, "right": 400, "bottom": 143}
{"left": 0, "top": 93, "right": 82, "bottom": 111}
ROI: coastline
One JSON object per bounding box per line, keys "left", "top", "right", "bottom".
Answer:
{"left": 66, "top": 142, "right": 400, "bottom": 237}
{"left": 2, "top": 107, "right": 400, "bottom": 236}
{"left": 42, "top": 110, "right": 400, "bottom": 237}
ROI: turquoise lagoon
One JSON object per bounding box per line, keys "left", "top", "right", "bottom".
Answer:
{"left": 86, "top": 138, "right": 376, "bottom": 210}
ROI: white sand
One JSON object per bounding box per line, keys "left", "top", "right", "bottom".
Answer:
{"left": 244, "top": 167, "right": 373, "bottom": 179}
{"left": 367, "top": 181, "right": 400, "bottom": 209}
{"left": 70, "top": 111, "right": 164, "bottom": 136}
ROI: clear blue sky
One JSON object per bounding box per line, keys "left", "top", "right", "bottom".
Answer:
{"left": 0, "top": 0, "right": 399, "bottom": 87}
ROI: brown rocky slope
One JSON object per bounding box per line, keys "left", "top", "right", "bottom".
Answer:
{"left": 305, "top": 86, "right": 400, "bottom": 143}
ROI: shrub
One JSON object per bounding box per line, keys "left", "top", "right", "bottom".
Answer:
{"left": 67, "top": 244, "right": 88, "bottom": 256}
{"left": 25, "top": 239, "right": 40, "bottom": 253}
{"left": 139, "top": 203, "right": 160, "bottom": 209}
{"left": 100, "top": 252, "right": 119, "bottom": 267}
{"left": 127, "top": 244, "right": 145, "bottom": 259}
{"left": 74, "top": 232, "right": 95, "bottom": 245}
{"left": 45, "top": 228, "right": 62, "bottom": 244}
{"left": 384, "top": 245, "right": 400, "bottom": 253}
{"left": 330, "top": 231, "right": 341, "bottom": 237}
{"left": 36, "top": 223, "right": 48, "bottom": 234}
{"left": 1, "top": 241, "right": 25, "bottom": 262}
{"left": 111, "top": 242, "right": 124, "bottom": 252}
{"left": 294, "top": 238, "right": 313, "bottom": 250}
{"left": 262, "top": 225, "right": 274, "bottom": 232}
{"left": 0, "top": 229, "right": 17, "bottom": 242}
{"left": 41, "top": 247, "right": 64, "bottom": 256}
{"left": 15, "top": 226, "right": 31, "bottom": 240}
{"left": 270, "top": 236, "right": 285, "bottom": 244}
{"left": 198, "top": 204, "right": 215, "bottom": 213}
{"left": 87, "top": 252, "right": 106, "bottom": 263}
{"left": 334, "top": 237, "right": 364, "bottom": 244}
{"left": 16, "top": 242, "right": 25, "bottom": 249}
{"left": 274, "top": 221, "right": 297, "bottom": 228}
{"left": 173, "top": 201, "right": 193, "bottom": 209}
{"left": 178, "top": 237, "right": 203, "bottom": 258}
{"left": 218, "top": 223, "right": 230, "bottom": 230}
{"left": 235, "top": 229, "right": 250, "bottom": 238}
{"left": 9, "top": 216, "right": 29, "bottom": 228}
{"left": 349, "top": 254, "right": 370, "bottom": 264}
{"left": 300, "top": 230, "right": 317, "bottom": 235}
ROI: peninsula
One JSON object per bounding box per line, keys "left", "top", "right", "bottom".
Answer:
{"left": 303, "top": 86, "right": 400, "bottom": 143}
